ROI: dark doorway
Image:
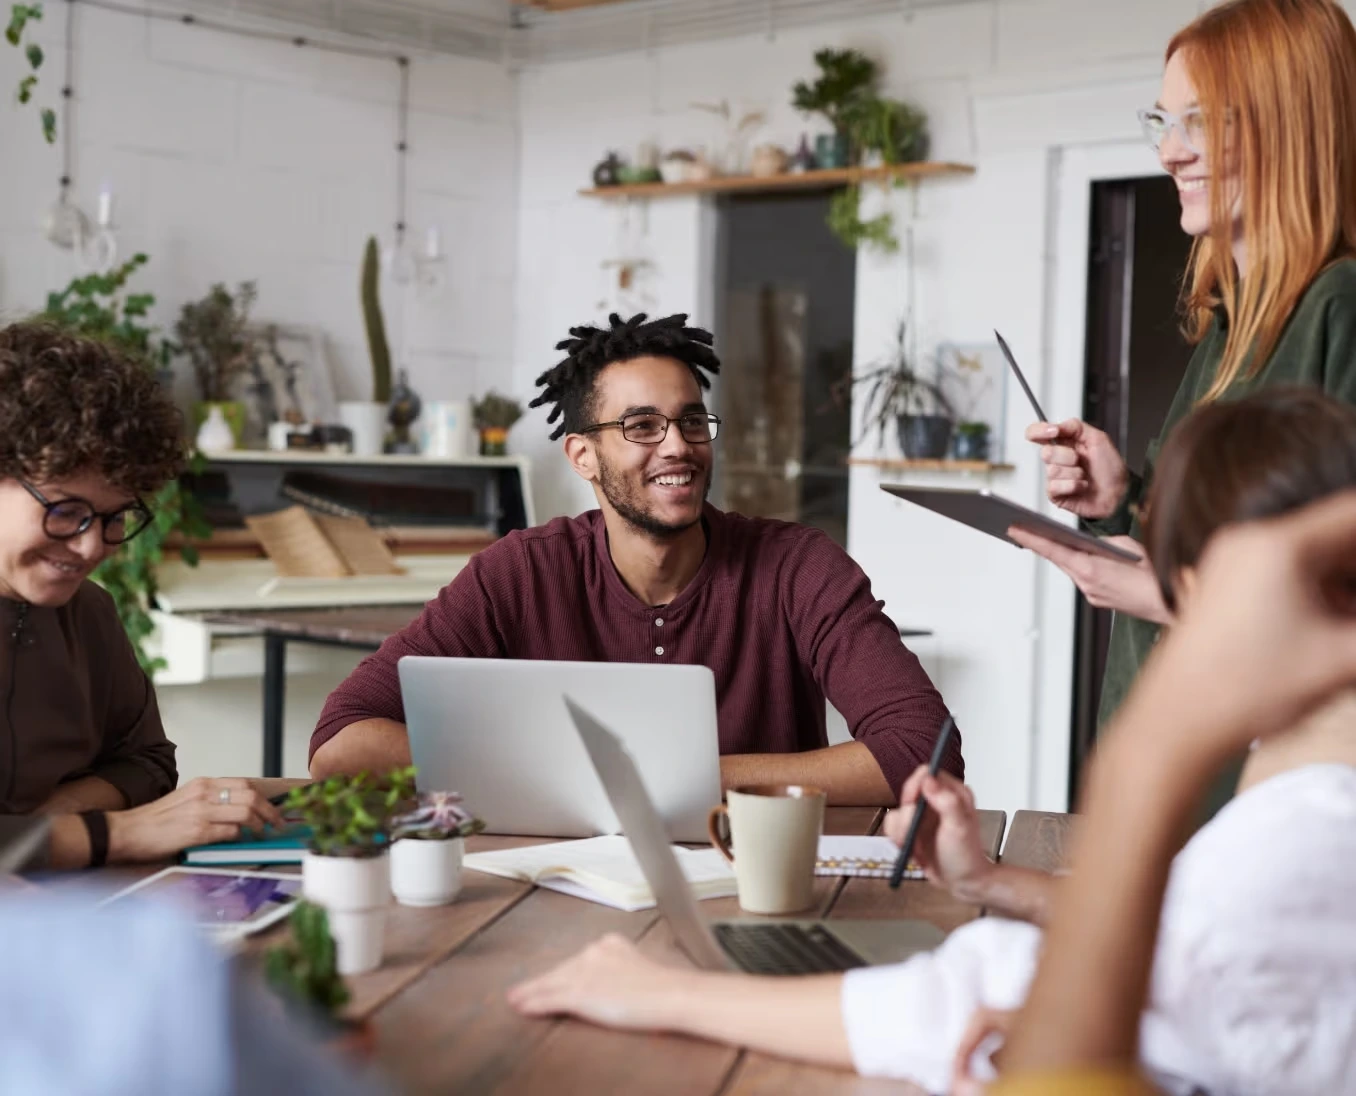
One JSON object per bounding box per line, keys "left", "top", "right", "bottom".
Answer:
{"left": 1070, "top": 175, "right": 1194, "bottom": 798}
{"left": 712, "top": 192, "right": 856, "bottom": 546}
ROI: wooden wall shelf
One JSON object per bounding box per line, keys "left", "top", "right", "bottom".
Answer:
{"left": 579, "top": 161, "right": 975, "bottom": 200}
{"left": 849, "top": 458, "right": 1016, "bottom": 473}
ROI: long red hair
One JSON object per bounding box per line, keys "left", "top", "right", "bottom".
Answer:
{"left": 1168, "top": 0, "right": 1356, "bottom": 399}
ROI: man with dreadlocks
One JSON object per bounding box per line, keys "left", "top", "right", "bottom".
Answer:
{"left": 310, "top": 313, "right": 960, "bottom": 803}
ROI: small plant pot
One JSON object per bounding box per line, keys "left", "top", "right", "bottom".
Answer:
{"left": 898, "top": 414, "right": 954, "bottom": 460}
{"left": 479, "top": 427, "right": 509, "bottom": 456}
{"left": 191, "top": 400, "right": 247, "bottom": 447}
{"left": 951, "top": 428, "right": 991, "bottom": 463}
{"left": 814, "top": 132, "right": 851, "bottom": 169}
{"left": 338, "top": 401, "right": 388, "bottom": 458}
{"left": 302, "top": 851, "right": 390, "bottom": 976}
{"left": 390, "top": 836, "right": 464, "bottom": 907}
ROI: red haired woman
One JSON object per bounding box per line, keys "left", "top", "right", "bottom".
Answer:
{"left": 1016, "top": 0, "right": 1356, "bottom": 729}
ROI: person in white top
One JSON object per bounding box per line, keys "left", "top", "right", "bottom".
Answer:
{"left": 508, "top": 387, "right": 1356, "bottom": 1096}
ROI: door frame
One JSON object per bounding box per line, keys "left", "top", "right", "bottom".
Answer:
{"left": 1032, "top": 140, "right": 1162, "bottom": 810}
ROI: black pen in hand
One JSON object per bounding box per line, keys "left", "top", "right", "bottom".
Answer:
{"left": 888, "top": 715, "right": 957, "bottom": 889}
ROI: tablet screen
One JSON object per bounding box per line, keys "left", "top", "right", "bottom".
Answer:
{"left": 107, "top": 868, "right": 301, "bottom": 934}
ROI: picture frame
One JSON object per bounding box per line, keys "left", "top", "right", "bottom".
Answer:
{"left": 240, "top": 323, "right": 337, "bottom": 441}
{"left": 935, "top": 341, "right": 1010, "bottom": 463}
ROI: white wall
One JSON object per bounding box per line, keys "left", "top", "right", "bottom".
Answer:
{"left": 512, "top": 0, "right": 1217, "bottom": 815}
{"left": 0, "top": 4, "right": 519, "bottom": 407}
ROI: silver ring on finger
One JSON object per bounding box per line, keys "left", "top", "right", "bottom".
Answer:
{"left": 218, "top": 787, "right": 231, "bottom": 805}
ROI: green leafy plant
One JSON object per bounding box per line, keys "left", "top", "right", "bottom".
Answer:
{"left": 174, "top": 282, "right": 257, "bottom": 403}
{"left": 472, "top": 391, "right": 524, "bottom": 430}
{"left": 828, "top": 188, "right": 899, "bottom": 253}
{"left": 43, "top": 254, "right": 212, "bottom": 673}
{"left": 284, "top": 768, "right": 419, "bottom": 858}
{"left": 842, "top": 96, "right": 929, "bottom": 166}
{"left": 264, "top": 900, "right": 351, "bottom": 1018}
{"left": 390, "top": 790, "right": 485, "bottom": 842}
{"left": 955, "top": 421, "right": 990, "bottom": 438}
{"left": 791, "top": 48, "right": 877, "bottom": 137}
{"left": 361, "top": 236, "right": 392, "bottom": 404}
{"left": 845, "top": 320, "right": 953, "bottom": 451}
{"left": 6, "top": 3, "right": 53, "bottom": 143}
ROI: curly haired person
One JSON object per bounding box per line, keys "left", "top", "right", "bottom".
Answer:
{"left": 0, "top": 321, "right": 281, "bottom": 870}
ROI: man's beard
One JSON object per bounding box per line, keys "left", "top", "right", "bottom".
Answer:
{"left": 596, "top": 452, "right": 710, "bottom": 539}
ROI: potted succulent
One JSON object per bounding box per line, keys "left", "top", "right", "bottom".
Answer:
{"left": 388, "top": 791, "right": 485, "bottom": 907}
{"left": 473, "top": 392, "right": 524, "bottom": 456}
{"left": 283, "top": 767, "right": 417, "bottom": 976}
{"left": 941, "top": 345, "right": 995, "bottom": 463}
{"left": 851, "top": 321, "right": 955, "bottom": 460}
{"left": 175, "top": 281, "right": 257, "bottom": 448}
{"left": 952, "top": 421, "right": 992, "bottom": 462}
{"left": 263, "top": 900, "right": 375, "bottom": 1058}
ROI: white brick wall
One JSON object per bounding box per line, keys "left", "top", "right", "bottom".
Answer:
{"left": 0, "top": 4, "right": 519, "bottom": 408}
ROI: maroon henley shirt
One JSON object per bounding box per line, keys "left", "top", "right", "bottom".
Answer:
{"left": 312, "top": 505, "right": 962, "bottom": 793}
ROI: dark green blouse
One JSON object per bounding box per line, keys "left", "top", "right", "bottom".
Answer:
{"left": 1091, "top": 258, "right": 1356, "bottom": 726}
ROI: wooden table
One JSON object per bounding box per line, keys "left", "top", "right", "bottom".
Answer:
{"left": 1000, "top": 810, "right": 1076, "bottom": 873}
{"left": 227, "top": 805, "right": 1007, "bottom": 1095}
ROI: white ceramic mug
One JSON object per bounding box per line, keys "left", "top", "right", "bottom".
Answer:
{"left": 708, "top": 785, "right": 825, "bottom": 915}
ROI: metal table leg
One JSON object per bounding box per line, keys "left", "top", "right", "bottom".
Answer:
{"left": 262, "top": 633, "right": 287, "bottom": 778}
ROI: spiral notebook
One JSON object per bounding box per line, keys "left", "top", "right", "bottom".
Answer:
{"left": 815, "top": 836, "right": 924, "bottom": 880}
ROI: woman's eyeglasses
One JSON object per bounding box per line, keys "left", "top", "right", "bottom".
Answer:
{"left": 1137, "top": 106, "right": 1230, "bottom": 156}
{"left": 18, "top": 479, "right": 153, "bottom": 545}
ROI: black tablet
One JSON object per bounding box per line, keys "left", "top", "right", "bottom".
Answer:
{"left": 881, "top": 485, "right": 1143, "bottom": 562}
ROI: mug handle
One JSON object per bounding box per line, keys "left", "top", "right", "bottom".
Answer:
{"left": 707, "top": 805, "right": 734, "bottom": 863}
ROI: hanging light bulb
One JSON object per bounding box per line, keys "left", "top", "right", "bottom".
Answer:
{"left": 79, "top": 182, "right": 119, "bottom": 273}
{"left": 416, "top": 224, "right": 447, "bottom": 290}
{"left": 383, "top": 223, "right": 416, "bottom": 286}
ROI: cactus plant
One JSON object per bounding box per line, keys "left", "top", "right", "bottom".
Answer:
{"left": 264, "top": 900, "right": 351, "bottom": 1016}
{"left": 361, "top": 236, "right": 392, "bottom": 404}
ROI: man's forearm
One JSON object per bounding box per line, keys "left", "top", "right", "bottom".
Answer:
{"left": 309, "top": 718, "right": 411, "bottom": 780}
{"left": 37, "top": 776, "right": 127, "bottom": 814}
{"left": 721, "top": 742, "right": 895, "bottom": 806}
{"left": 45, "top": 814, "right": 92, "bottom": 870}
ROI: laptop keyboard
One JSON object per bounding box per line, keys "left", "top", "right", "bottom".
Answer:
{"left": 713, "top": 922, "right": 868, "bottom": 975}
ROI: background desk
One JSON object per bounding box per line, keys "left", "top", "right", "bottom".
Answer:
{"left": 202, "top": 607, "right": 936, "bottom": 778}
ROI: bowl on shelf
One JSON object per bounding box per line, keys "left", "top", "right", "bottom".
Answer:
{"left": 616, "top": 165, "right": 662, "bottom": 185}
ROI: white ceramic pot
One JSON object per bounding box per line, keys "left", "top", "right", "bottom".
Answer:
{"left": 390, "top": 836, "right": 464, "bottom": 907}
{"left": 302, "top": 851, "right": 391, "bottom": 975}
{"left": 338, "top": 401, "right": 387, "bottom": 457}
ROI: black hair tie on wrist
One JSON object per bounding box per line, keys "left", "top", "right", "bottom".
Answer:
{"left": 79, "top": 810, "right": 109, "bottom": 869}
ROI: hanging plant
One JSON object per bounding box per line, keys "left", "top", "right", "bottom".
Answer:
{"left": 6, "top": 3, "right": 55, "bottom": 143}
{"left": 828, "top": 188, "right": 899, "bottom": 253}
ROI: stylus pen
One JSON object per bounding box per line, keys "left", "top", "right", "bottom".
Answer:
{"left": 888, "top": 715, "right": 957, "bottom": 890}
{"left": 995, "top": 330, "right": 1048, "bottom": 424}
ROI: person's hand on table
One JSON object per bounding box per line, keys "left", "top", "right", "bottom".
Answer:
{"left": 1026, "top": 419, "right": 1129, "bottom": 520}
{"left": 107, "top": 777, "right": 284, "bottom": 863}
{"left": 884, "top": 767, "right": 993, "bottom": 903}
{"left": 508, "top": 933, "right": 694, "bottom": 1030}
{"left": 1008, "top": 526, "right": 1171, "bottom": 625}
{"left": 950, "top": 1005, "right": 1017, "bottom": 1096}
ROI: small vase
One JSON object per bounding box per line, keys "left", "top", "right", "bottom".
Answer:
{"left": 386, "top": 368, "right": 422, "bottom": 455}
{"left": 952, "top": 429, "right": 991, "bottom": 463}
{"left": 302, "top": 851, "right": 391, "bottom": 976}
{"left": 195, "top": 404, "right": 236, "bottom": 453}
{"left": 814, "top": 132, "right": 851, "bottom": 170}
{"left": 390, "top": 836, "right": 464, "bottom": 907}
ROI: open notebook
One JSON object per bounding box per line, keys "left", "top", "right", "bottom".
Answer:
{"left": 463, "top": 835, "right": 737, "bottom": 912}
{"left": 816, "top": 836, "right": 925, "bottom": 880}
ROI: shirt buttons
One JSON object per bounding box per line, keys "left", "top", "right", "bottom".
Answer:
{"left": 654, "top": 618, "right": 664, "bottom": 627}
{"left": 655, "top": 646, "right": 665, "bottom": 656}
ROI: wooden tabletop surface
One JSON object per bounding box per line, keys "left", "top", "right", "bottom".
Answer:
{"left": 84, "top": 802, "right": 992, "bottom": 1095}
{"left": 201, "top": 604, "right": 424, "bottom": 646}
{"left": 76, "top": 787, "right": 1074, "bottom": 1095}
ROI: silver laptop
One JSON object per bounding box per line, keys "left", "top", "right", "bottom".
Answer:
{"left": 398, "top": 657, "right": 721, "bottom": 842}
{"left": 566, "top": 696, "right": 945, "bottom": 975}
